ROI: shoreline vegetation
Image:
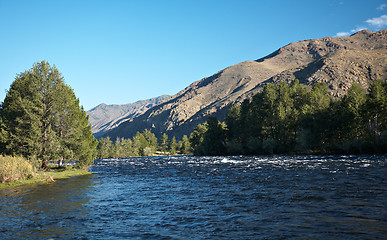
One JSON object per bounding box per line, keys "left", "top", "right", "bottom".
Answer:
{"left": 1, "top": 62, "right": 386, "bottom": 188}
{"left": 0, "top": 155, "right": 91, "bottom": 189}
{"left": 98, "top": 79, "right": 387, "bottom": 157}
{"left": 0, "top": 61, "right": 97, "bottom": 188}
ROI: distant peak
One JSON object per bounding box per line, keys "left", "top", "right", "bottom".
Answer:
{"left": 350, "top": 29, "right": 374, "bottom": 37}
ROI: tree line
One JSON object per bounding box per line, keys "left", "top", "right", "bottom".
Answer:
{"left": 97, "top": 131, "right": 191, "bottom": 158}
{"left": 2, "top": 61, "right": 384, "bottom": 167}
{"left": 191, "top": 80, "right": 387, "bottom": 155}
{"left": 0, "top": 61, "right": 97, "bottom": 169}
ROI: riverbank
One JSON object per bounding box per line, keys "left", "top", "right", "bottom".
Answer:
{"left": 0, "top": 168, "right": 91, "bottom": 189}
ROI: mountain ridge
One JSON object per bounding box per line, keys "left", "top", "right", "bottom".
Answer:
{"left": 87, "top": 95, "right": 171, "bottom": 137}
{"left": 100, "top": 30, "right": 387, "bottom": 140}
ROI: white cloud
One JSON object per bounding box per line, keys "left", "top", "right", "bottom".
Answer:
{"left": 350, "top": 27, "right": 367, "bottom": 33}
{"left": 334, "top": 14, "right": 386, "bottom": 38}
{"left": 335, "top": 32, "right": 350, "bottom": 37}
{"left": 377, "top": 3, "right": 386, "bottom": 10}
{"left": 335, "top": 27, "right": 367, "bottom": 37}
{"left": 366, "top": 15, "right": 387, "bottom": 27}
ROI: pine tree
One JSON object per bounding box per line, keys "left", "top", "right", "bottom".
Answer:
{"left": 199, "top": 116, "right": 226, "bottom": 155}
{"left": 97, "top": 137, "right": 114, "bottom": 159}
{"left": 169, "top": 137, "right": 177, "bottom": 155}
{"left": 0, "top": 61, "right": 97, "bottom": 168}
{"left": 160, "top": 133, "right": 169, "bottom": 153}
{"left": 337, "top": 83, "right": 367, "bottom": 152}
{"left": 0, "top": 116, "right": 7, "bottom": 153}
{"left": 189, "top": 123, "right": 208, "bottom": 153}
{"left": 142, "top": 129, "right": 158, "bottom": 153}
{"left": 179, "top": 135, "right": 191, "bottom": 154}
{"left": 121, "top": 138, "right": 135, "bottom": 157}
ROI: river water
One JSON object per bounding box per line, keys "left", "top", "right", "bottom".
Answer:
{"left": 0, "top": 155, "right": 386, "bottom": 239}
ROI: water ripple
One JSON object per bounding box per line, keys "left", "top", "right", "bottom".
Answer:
{"left": 0, "top": 155, "right": 386, "bottom": 239}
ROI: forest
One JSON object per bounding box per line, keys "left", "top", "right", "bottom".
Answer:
{"left": 96, "top": 131, "right": 191, "bottom": 158}
{"left": 1, "top": 61, "right": 385, "bottom": 169}
{"left": 195, "top": 79, "right": 387, "bottom": 155}
{"left": 97, "top": 79, "right": 386, "bottom": 157}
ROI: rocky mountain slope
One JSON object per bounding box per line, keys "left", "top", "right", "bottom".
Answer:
{"left": 87, "top": 95, "right": 170, "bottom": 137}
{"left": 103, "top": 30, "right": 387, "bottom": 140}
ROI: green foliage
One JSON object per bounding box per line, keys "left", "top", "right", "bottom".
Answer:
{"left": 96, "top": 129, "right": 187, "bottom": 158}
{"left": 189, "top": 123, "right": 208, "bottom": 152}
{"left": 196, "top": 116, "right": 227, "bottom": 156}
{"left": 159, "top": 133, "right": 169, "bottom": 153}
{"left": 97, "top": 137, "right": 114, "bottom": 158}
{"left": 169, "top": 137, "right": 177, "bottom": 155}
{"left": 178, "top": 135, "right": 191, "bottom": 154}
{"left": 0, "top": 61, "right": 97, "bottom": 168}
{"left": 190, "top": 80, "right": 387, "bottom": 155}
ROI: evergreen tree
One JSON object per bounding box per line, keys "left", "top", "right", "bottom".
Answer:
{"left": 297, "top": 82, "right": 331, "bottom": 152}
{"left": 159, "top": 133, "right": 169, "bottom": 153}
{"left": 0, "top": 116, "right": 7, "bottom": 154}
{"left": 189, "top": 80, "right": 386, "bottom": 155}
{"left": 169, "top": 136, "right": 177, "bottom": 155}
{"left": 0, "top": 61, "right": 97, "bottom": 168}
{"left": 121, "top": 138, "right": 135, "bottom": 157}
{"left": 259, "top": 84, "right": 278, "bottom": 142}
{"left": 179, "top": 135, "right": 191, "bottom": 154}
{"left": 365, "top": 80, "right": 387, "bottom": 135}
{"left": 142, "top": 129, "right": 158, "bottom": 153}
{"left": 133, "top": 131, "right": 148, "bottom": 156}
{"left": 199, "top": 116, "right": 226, "bottom": 155}
{"left": 189, "top": 123, "right": 208, "bottom": 152}
{"left": 97, "top": 137, "right": 114, "bottom": 159}
{"left": 336, "top": 83, "right": 367, "bottom": 152}
{"left": 363, "top": 80, "right": 387, "bottom": 152}
{"left": 226, "top": 104, "right": 241, "bottom": 141}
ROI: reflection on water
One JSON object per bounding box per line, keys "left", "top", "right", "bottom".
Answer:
{"left": 0, "top": 175, "right": 95, "bottom": 239}
{"left": 0, "top": 155, "right": 386, "bottom": 239}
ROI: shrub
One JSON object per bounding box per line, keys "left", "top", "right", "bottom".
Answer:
{"left": 0, "top": 155, "right": 35, "bottom": 183}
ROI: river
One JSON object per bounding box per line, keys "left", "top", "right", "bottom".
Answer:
{"left": 0, "top": 155, "right": 386, "bottom": 239}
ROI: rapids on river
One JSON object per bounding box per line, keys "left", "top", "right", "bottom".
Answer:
{"left": 0, "top": 155, "right": 386, "bottom": 239}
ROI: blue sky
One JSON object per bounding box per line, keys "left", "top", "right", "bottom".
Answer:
{"left": 1, "top": 0, "right": 386, "bottom": 111}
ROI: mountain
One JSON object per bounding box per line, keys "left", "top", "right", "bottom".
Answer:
{"left": 103, "top": 30, "right": 387, "bottom": 140}
{"left": 87, "top": 95, "right": 171, "bottom": 137}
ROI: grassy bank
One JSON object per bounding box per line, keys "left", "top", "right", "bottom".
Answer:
{"left": 0, "top": 155, "right": 92, "bottom": 189}
{"left": 0, "top": 168, "right": 91, "bottom": 189}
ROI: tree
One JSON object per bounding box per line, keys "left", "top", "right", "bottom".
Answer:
{"left": 199, "top": 116, "right": 226, "bottom": 155}
{"left": 189, "top": 123, "right": 208, "bottom": 153}
{"left": 259, "top": 84, "right": 278, "bottom": 142}
{"left": 0, "top": 116, "right": 7, "bottom": 154}
{"left": 121, "top": 138, "right": 135, "bottom": 157}
{"left": 335, "top": 83, "right": 367, "bottom": 152}
{"left": 0, "top": 61, "right": 97, "bottom": 168}
{"left": 159, "top": 133, "right": 169, "bottom": 153}
{"left": 296, "top": 82, "right": 332, "bottom": 152}
{"left": 179, "top": 135, "right": 191, "bottom": 154}
{"left": 169, "top": 136, "right": 177, "bottom": 155}
{"left": 365, "top": 80, "right": 387, "bottom": 135}
{"left": 133, "top": 131, "right": 148, "bottom": 156}
{"left": 363, "top": 80, "right": 387, "bottom": 152}
{"left": 97, "top": 137, "right": 113, "bottom": 159}
{"left": 226, "top": 104, "right": 241, "bottom": 141}
{"left": 142, "top": 129, "right": 158, "bottom": 153}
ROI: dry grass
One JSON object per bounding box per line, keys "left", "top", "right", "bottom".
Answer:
{"left": 0, "top": 155, "right": 35, "bottom": 183}
{"left": 0, "top": 155, "right": 92, "bottom": 189}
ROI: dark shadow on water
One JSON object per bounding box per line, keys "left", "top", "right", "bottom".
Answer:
{"left": 0, "top": 174, "right": 97, "bottom": 239}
